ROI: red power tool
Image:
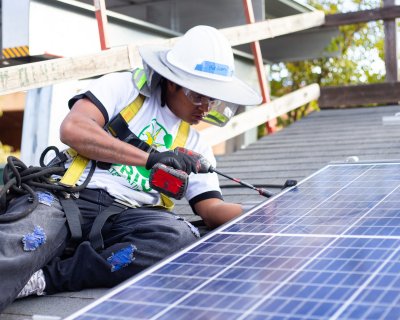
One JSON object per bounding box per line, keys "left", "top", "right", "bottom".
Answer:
{"left": 149, "top": 163, "right": 188, "bottom": 199}
{"left": 149, "top": 147, "right": 288, "bottom": 199}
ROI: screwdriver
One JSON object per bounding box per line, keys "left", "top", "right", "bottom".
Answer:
{"left": 175, "top": 147, "right": 283, "bottom": 198}
{"left": 209, "top": 167, "right": 274, "bottom": 198}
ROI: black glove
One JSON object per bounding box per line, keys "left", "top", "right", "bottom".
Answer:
{"left": 146, "top": 151, "right": 199, "bottom": 175}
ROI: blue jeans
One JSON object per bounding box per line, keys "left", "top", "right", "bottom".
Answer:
{"left": 0, "top": 189, "right": 199, "bottom": 311}
{"left": 0, "top": 192, "right": 68, "bottom": 311}
{"left": 45, "top": 188, "right": 200, "bottom": 293}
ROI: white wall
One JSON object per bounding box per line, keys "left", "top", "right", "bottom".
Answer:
{"left": 2, "top": 0, "right": 29, "bottom": 48}
{"left": 29, "top": 0, "right": 167, "bottom": 57}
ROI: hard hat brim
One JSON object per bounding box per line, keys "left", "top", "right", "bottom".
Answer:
{"left": 139, "top": 45, "right": 262, "bottom": 106}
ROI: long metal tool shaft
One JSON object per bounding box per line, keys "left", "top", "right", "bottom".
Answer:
{"left": 176, "top": 147, "right": 278, "bottom": 198}
{"left": 211, "top": 168, "right": 274, "bottom": 198}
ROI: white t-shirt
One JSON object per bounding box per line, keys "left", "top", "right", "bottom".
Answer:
{"left": 68, "top": 71, "right": 221, "bottom": 208}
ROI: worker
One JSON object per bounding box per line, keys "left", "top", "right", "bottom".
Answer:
{"left": 0, "top": 25, "right": 261, "bottom": 310}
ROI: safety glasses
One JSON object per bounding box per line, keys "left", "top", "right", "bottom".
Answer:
{"left": 182, "top": 88, "right": 239, "bottom": 127}
{"left": 182, "top": 88, "right": 218, "bottom": 108}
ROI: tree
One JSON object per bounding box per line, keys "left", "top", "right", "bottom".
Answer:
{"left": 266, "top": 0, "right": 385, "bottom": 132}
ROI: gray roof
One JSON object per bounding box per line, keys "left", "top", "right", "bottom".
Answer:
{"left": 3, "top": 104, "right": 400, "bottom": 319}
{"left": 176, "top": 104, "right": 400, "bottom": 218}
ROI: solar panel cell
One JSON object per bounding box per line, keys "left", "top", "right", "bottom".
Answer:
{"left": 66, "top": 162, "right": 400, "bottom": 320}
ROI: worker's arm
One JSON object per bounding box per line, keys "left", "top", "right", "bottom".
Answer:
{"left": 60, "top": 98, "right": 149, "bottom": 166}
{"left": 194, "top": 198, "right": 243, "bottom": 229}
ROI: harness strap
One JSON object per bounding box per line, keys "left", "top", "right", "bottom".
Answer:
{"left": 106, "top": 95, "right": 157, "bottom": 153}
{"left": 59, "top": 151, "right": 89, "bottom": 187}
{"left": 89, "top": 204, "right": 127, "bottom": 251}
{"left": 59, "top": 197, "right": 83, "bottom": 253}
{"left": 171, "top": 121, "right": 190, "bottom": 149}
{"left": 159, "top": 194, "right": 174, "bottom": 211}
{"left": 108, "top": 115, "right": 156, "bottom": 153}
{"left": 119, "top": 93, "right": 145, "bottom": 124}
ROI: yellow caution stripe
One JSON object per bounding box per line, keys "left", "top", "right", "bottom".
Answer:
{"left": 2, "top": 45, "right": 29, "bottom": 59}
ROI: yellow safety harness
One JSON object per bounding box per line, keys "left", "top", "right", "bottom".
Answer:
{"left": 60, "top": 68, "right": 190, "bottom": 210}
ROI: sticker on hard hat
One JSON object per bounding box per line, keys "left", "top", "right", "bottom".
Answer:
{"left": 195, "top": 61, "right": 233, "bottom": 77}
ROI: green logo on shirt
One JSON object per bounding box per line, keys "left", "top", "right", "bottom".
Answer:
{"left": 109, "top": 119, "right": 172, "bottom": 192}
{"left": 139, "top": 119, "right": 173, "bottom": 149}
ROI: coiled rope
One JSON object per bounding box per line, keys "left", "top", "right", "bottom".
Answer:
{"left": 0, "top": 147, "right": 95, "bottom": 222}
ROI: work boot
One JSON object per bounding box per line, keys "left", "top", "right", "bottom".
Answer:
{"left": 17, "top": 269, "right": 46, "bottom": 299}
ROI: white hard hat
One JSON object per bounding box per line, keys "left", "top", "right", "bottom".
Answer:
{"left": 166, "top": 26, "right": 235, "bottom": 82}
{"left": 139, "top": 25, "right": 262, "bottom": 106}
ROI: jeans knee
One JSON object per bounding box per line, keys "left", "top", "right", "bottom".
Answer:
{"left": 171, "top": 217, "right": 200, "bottom": 248}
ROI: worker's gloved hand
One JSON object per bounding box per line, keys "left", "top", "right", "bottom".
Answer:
{"left": 146, "top": 150, "right": 199, "bottom": 175}
{"left": 174, "top": 147, "right": 212, "bottom": 173}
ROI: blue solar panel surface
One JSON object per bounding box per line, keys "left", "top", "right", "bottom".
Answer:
{"left": 66, "top": 162, "right": 400, "bottom": 320}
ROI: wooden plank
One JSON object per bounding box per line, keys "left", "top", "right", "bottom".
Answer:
{"left": 201, "top": 84, "right": 320, "bottom": 146}
{"left": 222, "top": 11, "right": 325, "bottom": 46}
{"left": 384, "top": 0, "right": 398, "bottom": 82}
{"left": 0, "top": 46, "right": 132, "bottom": 95}
{"left": 319, "top": 83, "right": 400, "bottom": 108}
{"left": 324, "top": 5, "right": 400, "bottom": 27}
{"left": 0, "top": 11, "right": 325, "bottom": 96}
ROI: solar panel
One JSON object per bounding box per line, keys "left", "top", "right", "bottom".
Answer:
{"left": 66, "top": 162, "right": 400, "bottom": 320}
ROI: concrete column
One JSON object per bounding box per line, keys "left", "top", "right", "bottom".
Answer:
{"left": 21, "top": 87, "right": 53, "bottom": 165}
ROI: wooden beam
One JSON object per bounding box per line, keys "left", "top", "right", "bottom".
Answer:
{"left": 324, "top": 5, "right": 400, "bottom": 27}
{"left": 201, "top": 84, "right": 320, "bottom": 146}
{"left": 0, "top": 46, "right": 135, "bottom": 96}
{"left": 222, "top": 11, "right": 325, "bottom": 46}
{"left": 319, "top": 82, "right": 400, "bottom": 108}
{"left": 0, "top": 11, "right": 325, "bottom": 96}
{"left": 383, "top": 0, "right": 398, "bottom": 82}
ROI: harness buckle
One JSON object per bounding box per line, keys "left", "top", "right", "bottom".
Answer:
{"left": 61, "top": 191, "right": 71, "bottom": 199}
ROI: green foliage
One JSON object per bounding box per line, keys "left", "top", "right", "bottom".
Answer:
{"left": 268, "top": 0, "right": 385, "bottom": 132}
